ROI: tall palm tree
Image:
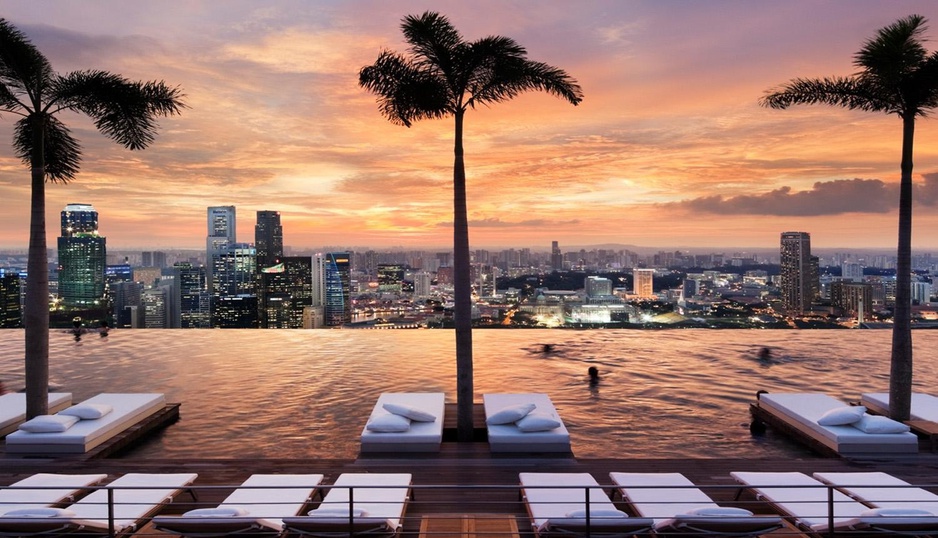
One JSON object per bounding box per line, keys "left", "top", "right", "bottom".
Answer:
{"left": 0, "top": 19, "right": 185, "bottom": 419}
{"left": 762, "top": 14, "right": 938, "bottom": 421}
{"left": 360, "top": 11, "right": 582, "bottom": 440}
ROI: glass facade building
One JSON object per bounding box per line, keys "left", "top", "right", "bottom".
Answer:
{"left": 313, "top": 252, "right": 351, "bottom": 326}
{"left": 57, "top": 203, "right": 106, "bottom": 308}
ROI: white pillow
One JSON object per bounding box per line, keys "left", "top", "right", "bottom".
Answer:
{"left": 817, "top": 405, "right": 866, "bottom": 426}
{"left": 861, "top": 508, "right": 933, "bottom": 517}
{"left": 515, "top": 412, "right": 561, "bottom": 432}
{"left": 2, "top": 508, "right": 77, "bottom": 518}
{"left": 365, "top": 413, "right": 411, "bottom": 433}
{"left": 684, "top": 507, "right": 754, "bottom": 517}
{"left": 486, "top": 403, "right": 536, "bottom": 425}
{"left": 18, "top": 414, "right": 79, "bottom": 433}
{"left": 382, "top": 403, "right": 436, "bottom": 422}
{"left": 565, "top": 509, "right": 628, "bottom": 519}
{"left": 853, "top": 414, "right": 910, "bottom": 434}
{"left": 59, "top": 403, "right": 113, "bottom": 420}
{"left": 183, "top": 507, "right": 249, "bottom": 517}
{"left": 308, "top": 508, "right": 369, "bottom": 518}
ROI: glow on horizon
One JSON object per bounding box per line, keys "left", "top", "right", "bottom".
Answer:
{"left": 2, "top": 1, "right": 938, "bottom": 251}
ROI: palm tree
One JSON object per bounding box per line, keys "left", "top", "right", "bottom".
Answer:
{"left": 0, "top": 19, "right": 185, "bottom": 419}
{"left": 360, "top": 11, "right": 582, "bottom": 440}
{"left": 761, "top": 14, "right": 938, "bottom": 421}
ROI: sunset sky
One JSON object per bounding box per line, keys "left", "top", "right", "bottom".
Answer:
{"left": 2, "top": 1, "right": 938, "bottom": 252}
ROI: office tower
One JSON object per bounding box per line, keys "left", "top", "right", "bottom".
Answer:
{"left": 312, "top": 252, "right": 351, "bottom": 326}
{"left": 780, "top": 231, "right": 813, "bottom": 314}
{"left": 551, "top": 241, "right": 563, "bottom": 271}
{"left": 213, "top": 295, "right": 258, "bottom": 328}
{"left": 912, "top": 281, "right": 932, "bottom": 304}
{"left": 206, "top": 206, "right": 236, "bottom": 288}
{"left": 842, "top": 261, "right": 863, "bottom": 282}
{"left": 830, "top": 281, "right": 874, "bottom": 319}
{"left": 57, "top": 203, "right": 107, "bottom": 308}
{"left": 258, "top": 256, "right": 312, "bottom": 328}
{"left": 142, "top": 287, "right": 167, "bottom": 328}
{"left": 175, "top": 262, "right": 211, "bottom": 328}
{"left": 255, "top": 210, "right": 283, "bottom": 270}
{"left": 414, "top": 272, "right": 432, "bottom": 298}
{"left": 110, "top": 281, "right": 143, "bottom": 326}
{"left": 682, "top": 279, "right": 699, "bottom": 300}
{"left": 0, "top": 272, "right": 22, "bottom": 327}
{"left": 105, "top": 264, "right": 133, "bottom": 284}
{"left": 377, "top": 264, "right": 405, "bottom": 292}
{"left": 633, "top": 268, "right": 655, "bottom": 298}
{"left": 212, "top": 243, "right": 256, "bottom": 297}
{"left": 142, "top": 251, "right": 167, "bottom": 268}
{"left": 585, "top": 276, "right": 613, "bottom": 297}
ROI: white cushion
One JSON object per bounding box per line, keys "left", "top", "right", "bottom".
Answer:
{"left": 565, "top": 509, "right": 628, "bottom": 519}
{"left": 365, "top": 413, "right": 411, "bottom": 432}
{"left": 515, "top": 412, "right": 562, "bottom": 432}
{"left": 59, "top": 403, "right": 113, "bottom": 420}
{"left": 817, "top": 406, "right": 865, "bottom": 426}
{"left": 2, "top": 508, "right": 77, "bottom": 518}
{"left": 382, "top": 403, "right": 436, "bottom": 422}
{"left": 308, "top": 508, "right": 369, "bottom": 517}
{"left": 183, "top": 507, "right": 249, "bottom": 517}
{"left": 486, "top": 403, "right": 536, "bottom": 425}
{"left": 861, "top": 508, "right": 934, "bottom": 517}
{"left": 853, "top": 414, "right": 910, "bottom": 434}
{"left": 685, "top": 507, "right": 754, "bottom": 517}
{"left": 18, "top": 414, "right": 79, "bottom": 433}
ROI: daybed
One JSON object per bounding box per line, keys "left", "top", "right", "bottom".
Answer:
{"left": 861, "top": 392, "right": 938, "bottom": 422}
{"left": 814, "top": 471, "right": 938, "bottom": 516}
{"left": 5, "top": 393, "right": 167, "bottom": 455}
{"left": 154, "top": 473, "right": 324, "bottom": 536}
{"left": 0, "top": 473, "right": 107, "bottom": 516}
{"left": 753, "top": 392, "right": 918, "bottom": 456}
{"left": 282, "top": 473, "right": 412, "bottom": 537}
{"left": 483, "top": 393, "right": 571, "bottom": 453}
{"left": 519, "top": 472, "right": 653, "bottom": 537}
{"left": 0, "top": 393, "right": 72, "bottom": 437}
{"left": 609, "top": 472, "right": 782, "bottom": 536}
{"left": 360, "top": 393, "right": 445, "bottom": 453}
{"left": 732, "top": 471, "right": 938, "bottom": 535}
{"left": 0, "top": 472, "right": 198, "bottom": 537}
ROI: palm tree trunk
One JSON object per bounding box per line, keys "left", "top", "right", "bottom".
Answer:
{"left": 889, "top": 113, "right": 914, "bottom": 422}
{"left": 452, "top": 109, "right": 474, "bottom": 441}
{"left": 24, "top": 117, "right": 49, "bottom": 419}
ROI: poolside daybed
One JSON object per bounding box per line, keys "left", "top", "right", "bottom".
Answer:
{"left": 609, "top": 472, "right": 782, "bottom": 536}
{"left": 751, "top": 392, "right": 918, "bottom": 456}
{"left": 0, "top": 392, "right": 72, "bottom": 437}
{"left": 861, "top": 392, "right": 938, "bottom": 422}
{"left": 483, "top": 393, "right": 571, "bottom": 453}
{"left": 0, "top": 473, "right": 107, "bottom": 516}
{"left": 154, "top": 473, "right": 324, "bottom": 536}
{"left": 360, "top": 393, "right": 445, "bottom": 453}
{"left": 5, "top": 393, "right": 168, "bottom": 455}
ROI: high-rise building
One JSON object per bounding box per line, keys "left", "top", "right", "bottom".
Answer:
{"left": 174, "top": 262, "right": 211, "bottom": 328}
{"left": 212, "top": 295, "right": 258, "bottom": 328}
{"left": 551, "top": 241, "right": 563, "bottom": 271}
{"left": 142, "top": 251, "right": 167, "bottom": 268}
{"left": 585, "top": 276, "right": 613, "bottom": 297}
{"left": 377, "top": 264, "right": 405, "bottom": 292}
{"left": 57, "top": 203, "right": 107, "bottom": 308}
{"left": 780, "top": 231, "right": 814, "bottom": 315}
{"left": 842, "top": 261, "right": 863, "bottom": 282}
{"left": 633, "top": 268, "right": 655, "bottom": 298}
{"left": 0, "top": 271, "right": 22, "bottom": 328}
{"left": 258, "top": 256, "right": 312, "bottom": 328}
{"left": 312, "top": 252, "right": 351, "bottom": 326}
{"left": 206, "top": 206, "right": 236, "bottom": 288}
{"left": 254, "top": 211, "right": 283, "bottom": 271}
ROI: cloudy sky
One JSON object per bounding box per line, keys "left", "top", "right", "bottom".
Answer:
{"left": 2, "top": 1, "right": 938, "bottom": 252}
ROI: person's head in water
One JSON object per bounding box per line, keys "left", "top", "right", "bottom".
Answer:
{"left": 758, "top": 347, "right": 771, "bottom": 361}
{"left": 588, "top": 366, "right": 599, "bottom": 380}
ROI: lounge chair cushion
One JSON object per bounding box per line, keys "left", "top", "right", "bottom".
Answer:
{"left": 853, "top": 415, "right": 910, "bottom": 434}
{"left": 18, "top": 414, "right": 79, "bottom": 433}
{"left": 565, "top": 509, "right": 630, "bottom": 519}
{"left": 817, "top": 405, "right": 865, "bottom": 426}
{"left": 3, "top": 508, "right": 77, "bottom": 518}
{"left": 366, "top": 413, "right": 410, "bottom": 432}
{"left": 516, "top": 412, "right": 561, "bottom": 432}
{"left": 382, "top": 403, "right": 436, "bottom": 422}
{"left": 184, "top": 507, "right": 249, "bottom": 517}
{"left": 59, "top": 403, "right": 113, "bottom": 420}
{"left": 862, "top": 508, "right": 934, "bottom": 517}
{"left": 309, "top": 508, "right": 369, "bottom": 517}
{"left": 486, "top": 403, "right": 535, "bottom": 425}
{"left": 686, "top": 507, "right": 753, "bottom": 517}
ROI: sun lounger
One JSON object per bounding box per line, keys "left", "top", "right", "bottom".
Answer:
{"left": 609, "top": 472, "right": 782, "bottom": 536}
{"left": 0, "top": 473, "right": 107, "bottom": 516}
{"left": 282, "top": 473, "right": 412, "bottom": 537}
{"left": 0, "top": 472, "right": 198, "bottom": 536}
{"left": 484, "top": 393, "right": 571, "bottom": 453}
{"left": 153, "top": 473, "right": 324, "bottom": 536}
{"left": 360, "top": 393, "right": 445, "bottom": 453}
{"left": 731, "top": 470, "right": 938, "bottom": 535}
{"left": 519, "top": 472, "right": 653, "bottom": 537}
{"left": 5, "top": 393, "right": 168, "bottom": 454}
{"left": 0, "top": 392, "right": 72, "bottom": 437}
{"left": 814, "top": 471, "right": 938, "bottom": 524}
{"left": 753, "top": 392, "right": 918, "bottom": 456}
{"left": 861, "top": 392, "right": 938, "bottom": 422}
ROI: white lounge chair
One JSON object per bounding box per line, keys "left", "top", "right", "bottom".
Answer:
{"left": 5, "top": 393, "right": 168, "bottom": 454}
{"left": 0, "top": 392, "right": 72, "bottom": 437}
{"left": 153, "top": 473, "right": 324, "bottom": 536}
{"left": 519, "top": 472, "right": 653, "bottom": 537}
{"left": 0, "top": 473, "right": 107, "bottom": 516}
{"left": 609, "top": 472, "right": 782, "bottom": 536}
{"left": 861, "top": 392, "right": 938, "bottom": 422}
{"left": 814, "top": 471, "right": 938, "bottom": 530}
{"left": 0, "top": 472, "right": 198, "bottom": 536}
{"left": 731, "top": 470, "right": 938, "bottom": 535}
{"left": 360, "top": 393, "right": 445, "bottom": 453}
{"left": 282, "top": 473, "right": 412, "bottom": 537}
{"left": 484, "top": 393, "right": 571, "bottom": 453}
{"left": 754, "top": 392, "right": 918, "bottom": 456}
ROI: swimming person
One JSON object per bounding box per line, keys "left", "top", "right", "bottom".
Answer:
{"left": 588, "top": 366, "right": 600, "bottom": 385}
{"left": 757, "top": 347, "right": 772, "bottom": 361}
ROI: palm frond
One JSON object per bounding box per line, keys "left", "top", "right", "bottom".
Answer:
{"left": 52, "top": 70, "right": 186, "bottom": 150}
{"left": 402, "top": 12, "right": 462, "bottom": 77}
{"left": 359, "top": 51, "right": 450, "bottom": 127}
{"left": 14, "top": 114, "right": 81, "bottom": 182}
{"left": 903, "top": 51, "right": 938, "bottom": 116}
{"left": 856, "top": 14, "right": 928, "bottom": 80}
{"left": 0, "top": 18, "right": 53, "bottom": 108}
{"left": 761, "top": 76, "right": 897, "bottom": 114}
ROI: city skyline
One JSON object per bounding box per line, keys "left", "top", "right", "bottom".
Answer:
{"left": 3, "top": 2, "right": 938, "bottom": 251}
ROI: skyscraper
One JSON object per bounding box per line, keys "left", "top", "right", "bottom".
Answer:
{"left": 254, "top": 210, "right": 283, "bottom": 270}
{"left": 206, "top": 206, "right": 236, "bottom": 288}
{"left": 780, "top": 231, "right": 814, "bottom": 315}
{"left": 258, "top": 257, "right": 312, "bottom": 328}
{"left": 174, "top": 262, "right": 211, "bottom": 328}
{"left": 551, "top": 241, "right": 563, "bottom": 271}
{"left": 57, "top": 203, "right": 106, "bottom": 307}
{"left": 312, "top": 252, "right": 351, "bottom": 326}
{"left": 632, "top": 268, "right": 655, "bottom": 298}
{"left": 0, "top": 271, "right": 22, "bottom": 328}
